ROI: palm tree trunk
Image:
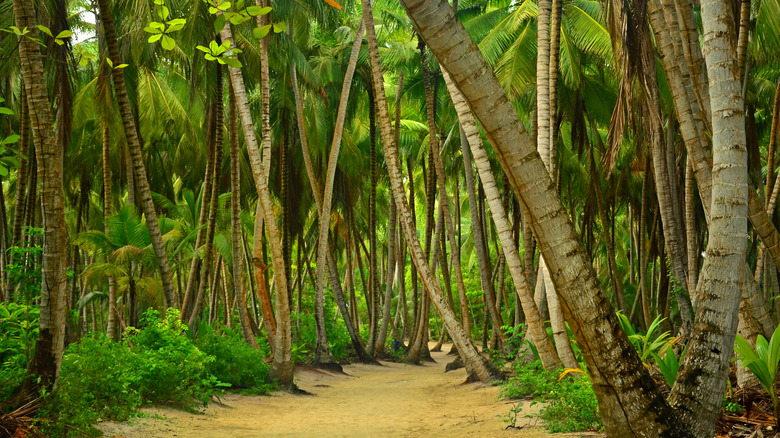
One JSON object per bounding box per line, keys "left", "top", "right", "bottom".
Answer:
{"left": 181, "top": 102, "right": 216, "bottom": 320}
{"left": 400, "top": 0, "right": 690, "bottom": 433}
{"left": 187, "top": 65, "right": 223, "bottom": 327}
{"left": 664, "top": 0, "right": 749, "bottom": 433}
{"left": 221, "top": 14, "right": 293, "bottom": 387}
{"left": 96, "top": 0, "right": 175, "bottom": 308}
{"left": 292, "top": 23, "right": 372, "bottom": 364}
{"left": 13, "top": 0, "right": 68, "bottom": 389}
{"left": 229, "top": 82, "right": 258, "bottom": 348}
{"left": 362, "top": 0, "right": 500, "bottom": 383}
{"left": 375, "top": 196, "right": 396, "bottom": 355}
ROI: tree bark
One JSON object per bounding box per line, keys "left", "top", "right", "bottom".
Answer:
{"left": 13, "top": 0, "right": 68, "bottom": 389}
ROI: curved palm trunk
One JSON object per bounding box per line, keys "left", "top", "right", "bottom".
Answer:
{"left": 362, "top": 0, "right": 500, "bottom": 383}
{"left": 419, "top": 41, "right": 490, "bottom": 352}
{"left": 375, "top": 197, "right": 396, "bottom": 355}
{"left": 444, "top": 70, "right": 561, "bottom": 370}
{"left": 229, "top": 84, "right": 258, "bottom": 348}
{"left": 96, "top": 0, "right": 175, "bottom": 308}
{"left": 13, "top": 0, "right": 68, "bottom": 389}
{"left": 292, "top": 23, "right": 373, "bottom": 364}
{"left": 399, "top": 0, "right": 692, "bottom": 433}
{"left": 220, "top": 17, "right": 292, "bottom": 388}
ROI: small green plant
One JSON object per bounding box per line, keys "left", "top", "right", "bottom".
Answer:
{"left": 617, "top": 312, "right": 676, "bottom": 363}
{"left": 734, "top": 330, "right": 780, "bottom": 429}
{"left": 500, "top": 360, "right": 559, "bottom": 399}
{"left": 502, "top": 401, "right": 524, "bottom": 428}
{"left": 651, "top": 346, "right": 685, "bottom": 388}
{"left": 539, "top": 375, "right": 602, "bottom": 432}
{"left": 0, "top": 302, "right": 39, "bottom": 400}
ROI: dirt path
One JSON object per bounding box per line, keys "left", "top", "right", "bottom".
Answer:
{"left": 99, "top": 344, "right": 585, "bottom": 437}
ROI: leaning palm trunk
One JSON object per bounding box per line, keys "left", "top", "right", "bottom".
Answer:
{"left": 13, "top": 0, "right": 68, "bottom": 389}
{"left": 442, "top": 70, "right": 560, "bottom": 370}
{"left": 292, "top": 22, "right": 373, "bottom": 365}
{"left": 362, "top": 0, "right": 500, "bottom": 383}
{"left": 399, "top": 0, "right": 693, "bottom": 434}
{"left": 220, "top": 18, "right": 293, "bottom": 388}
{"left": 308, "top": 22, "right": 366, "bottom": 366}
{"left": 96, "top": 0, "right": 175, "bottom": 308}
{"left": 375, "top": 196, "right": 396, "bottom": 355}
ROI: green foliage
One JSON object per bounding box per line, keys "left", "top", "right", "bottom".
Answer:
{"left": 734, "top": 330, "right": 780, "bottom": 425}
{"left": 0, "top": 302, "right": 39, "bottom": 400}
{"left": 40, "top": 336, "right": 143, "bottom": 437}
{"left": 500, "top": 360, "right": 560, "bottom": 399}
{"left": 195, "top": 326, "right": 273, "bottom": 393}
{"left": 652, "top": 346, "right": 685, "bottom": 388}
{"left": 538, "top": 375, "right": 602, "bottom": 433}
{"left": 39, "top": 309, "right": 274, "bottom": 436}
{"left": 125, "top": 308, "right": 222, "bottom": 406}
{"left": 501, "top": 360, "right": 601, "bottom": 432}
{"left": 616, "top": 312, "right": 675, "bottom": 363}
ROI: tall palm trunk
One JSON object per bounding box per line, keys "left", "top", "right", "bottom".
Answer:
{"left": 444, "top": 70, "right": 560, "bottom": 369}
{"left": 187, "top": 66, "right": 224, "bottom": 327}
{"left": 13, "top": 0, "right": 68, "bottom": 389}
{"left": 181, "top": 102, "right": 216, "bottom": 320}
{"left": 362, "top": 0, "right": 500, "bottom": 383}
{"left": 292, "top": 23, "right": 372, "bottom": 364}
{"left": 422, "top": 44, "right": 485, "bottom": 355}
{"left": 229, "top": 83, "right": 258, "bottom": 348}
{"left": 220, "top": 17, "right": 293, "bottom": 388}
{"left": 96, "top": 0, "right": 175, "bottom": 308}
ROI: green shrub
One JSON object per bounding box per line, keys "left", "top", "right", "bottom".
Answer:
{"left": 126, "top": 308, "right": 221, "bottom": 406}
{"left": 500, "top": 360, "right": 602, "bottom": 433}
{"left": 41, "top": 336, "right": 142, "bottom": 437}
{"left": 0, "top": 302, "right": 38, "bottom": 401}
{"left": 500, "top": 360, "right": 560, "bottom": 399}
{"left": 196, "top": 327, "right": 273, "bottom": 393}
{"left": 539, "top": 375, "right": 602, "bottom": 432}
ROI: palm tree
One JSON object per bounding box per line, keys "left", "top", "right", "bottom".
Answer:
{"left": 362, "top": 0, "right": 501, "bottom": 384}
{"left": 96, "top": 0, "right": 176, "bottom": 309}
{"left": 12, "top": 0, "right": 68, "bottom": 390}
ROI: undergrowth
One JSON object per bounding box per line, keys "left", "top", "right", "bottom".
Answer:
{"left": 36, "top": 308, "right": 273, "bottom": 437}
{"left": 500, "top": 359, "right": 602, "bottom": 433}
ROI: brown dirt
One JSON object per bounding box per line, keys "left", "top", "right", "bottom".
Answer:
{"left": 98, "top": 344, "right": 594, "bottom": 438}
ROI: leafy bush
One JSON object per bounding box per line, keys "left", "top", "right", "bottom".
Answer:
{"left": 501, "top": 360, "right": 602, "bottom": 433}
{"left": 40, "top": 336, "right": 143, "bottom": 437}
{"left": 196, "top": 326, "right": 272, "bottom": 393}
{"left": 125, "top": 308, "right": 221, "bottom": 406}
{"left": 500, "top": 360, "right": 560, "bottom": 399}
{"left": 0, "top": 302, "right": 38, "bottom": 401}
{"left": 539, "top": 375, "right": 602, "bottom": 432}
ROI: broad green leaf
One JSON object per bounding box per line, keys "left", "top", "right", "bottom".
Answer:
{"left": 218, "top": 1, "right": 231, "bottom": 10}
{"left": 55, "top": 30, "right": 73, "bottom": 39}
{"left": 204, "top": 53, "right": 217, "bottom": 61}
{"left": 1, "top": 134, "right": 20, "bottom": 144}
{"left": 115, "top": 64, "right": 129, "bottom": 69}
{"left": 36, "top": 25, "right": 53, "bottom": 37}
{"left": 196, "top": 45, "right": 210, "bottom": 53}
{"left": 224, "top": 57, "right": 242, "bottom": 68}
{"left": 158, "top": 5, "right": 170, "bottom": 20}
{"left": 161, "top": 35, "right": 176, "bottom": 50}
{"left": 273, "top": 22, "right": 286, "bottom": 33}
{"left": 106, "top": 57, "right": 113, "bottom": 68}
{"left": 0, "top": 107, "right": 13, "bottom": 116}
{"left": 148, "top": 33, "right": 163, "bottom": 43}
{"left": 253, "top": 24, "right": 271, "bottom": 39}
{"left": 213, "top": 15, "right": 226, "bottom": 33}
{"left": 246, "top": 5, "right": 272, "bottom": 15}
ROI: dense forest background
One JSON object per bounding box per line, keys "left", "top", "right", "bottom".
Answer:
{"left": 2, "top": 0, "right": 780, "bottom": 435}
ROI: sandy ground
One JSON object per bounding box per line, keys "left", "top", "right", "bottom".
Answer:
{"left": 98, "top": 344, "right": 596, "bottom": 438}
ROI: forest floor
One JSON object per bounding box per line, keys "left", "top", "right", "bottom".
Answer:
{"left": 98, "top": 343, "right": 598, "bottom": 437}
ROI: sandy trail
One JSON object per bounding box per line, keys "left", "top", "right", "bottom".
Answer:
{"left": 99, "top": 344, "right": 585, "bottom": 437}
